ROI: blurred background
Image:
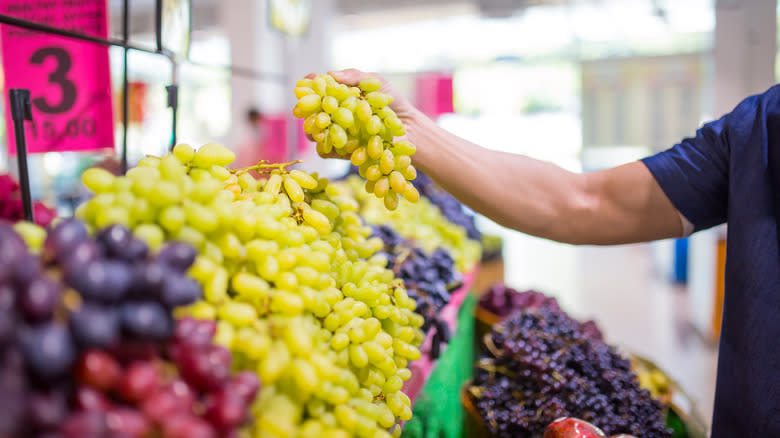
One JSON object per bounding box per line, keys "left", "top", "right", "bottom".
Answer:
{"left": 1, "top": 0, "right": 777, "bottom": 424}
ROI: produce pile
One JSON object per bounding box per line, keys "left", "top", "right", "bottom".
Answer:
{"left": 469, "top": 304, "right": 671, "bottom": 438}
{"left": 0, "top": 221, "right": 256, "bottom": 437}
{"left": 340, "top": 175, "right": 481, "bottom": 273}
{"left": 75, "top": 143, "right": 425, "bottom": 437}
{"left": 371, "top": 225, "right": 461, "bottom": 359}
{"left": 409, "top": 172, "right": 480, "bottom": 241}
{"left": 0, "top": 174, "right": 56, "bottom": 226}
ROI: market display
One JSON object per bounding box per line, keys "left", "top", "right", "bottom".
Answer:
{"left": 410, "top": 172, "right": 480, "bottom": 241}
{"left": 371, "top": 225, "right": 461, "bottom": 359}
{"left": 76, "top": 143, "right": 423, "bottom": 437}
{"left": 468, "top": 305, "right": 671, "bottom": 438}
{"left": 293, "top": 74, "right": 420, "bottom": 209}
{"left": 340, "top": 175, "right": 481, "bottom": 272}
{"left": 0, "top": 221, "right": 256, "bottom": 437}
{"left": 0, "top": 174, "right": 56, "bottom": 227}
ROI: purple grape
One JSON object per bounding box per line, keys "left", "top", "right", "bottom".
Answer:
{"left": 0, "top": 225, "right": 27, "bottom": 284}
{"left": 129, "top": 261, "right": 167, "bottom": 300}
{"left": 26, "top": 390, "right": 68, "bottom": 431}
{"left": 69, "top": 304, "right": 120, "bottom": 348}
{"left": 64, "top": 240, "right": 103, "bottom": 273}
{"left": 96, "top": 224, "right": 132, "bottom": 258}
{"left": 67, "top": 260, "right": 132, "bottom": 303}
{"left": 43, "top": 218, "right": 87, "bottom": 264}
{"left": 19, "top": 323, "right": 76, "bottom": 382}
{"left": 118, "top": 237, "right": 149, "bottom": 263}
{"left": 161, "top": 275, "right": 202, "bottom": 308}
{"left": 12, "top": 252, "right": 41, "bottom": 288}
{"left": 156, "top": 242, "right": 197, "bottom": 272}
{"left": 120, "top": 302, "right": 173, "bottom": 340}
{"left": 20, "top": 277, "right": 61, "bottom": 322}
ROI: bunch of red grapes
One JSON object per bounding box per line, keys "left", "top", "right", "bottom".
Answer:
{"left": 0, "top": 220, "right": 258, "bottom": 437}
{"left": 0, "top": 174, "right": 56, "bottom": 226}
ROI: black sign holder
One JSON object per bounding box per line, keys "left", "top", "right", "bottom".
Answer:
{"left": 8, "top": 89, "right": 34, "bottom": 222}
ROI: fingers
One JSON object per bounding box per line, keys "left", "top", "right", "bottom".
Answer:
{"left": 304, "top": 72, "right": 316, "bottom": 79}
{"left": 328, "top": 69, "right": 379, "bottom": 86}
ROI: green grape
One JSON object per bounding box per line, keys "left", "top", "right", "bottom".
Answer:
{"left": 355, "top": 100, "right": 372, "bottom": 122}
{"left": 133, "top": 223, "right": 164, "bottom": 248}
{"left": 365, "top": 165, "right": 381, "bottom": 182}
{"left": 322, "top": 96, "right": 340, "bottom": 114}
{"left": 359, "top": 77, "right": 382, "bottom": 93}
{"left": 82, "top": 168, "right": 115, "bottom": 193}
{"left": 402, "top": 165, "right": 417, "bottom": 181}
{"left": 365, "top": 92, "right": 393, "bottom": 108}
{"left": 379, "top": 150, "right": 394, "bottom": 175}
{"left": 350, "top": 147, "right": 368, "bottom": 166}
{"left": 159, "top": 205, "right": 186, "bottom": 232}
{"left": 366, "top": 115, "right": 382, "bottom": 135}
{"left": 297, "top": 94, "right": 322, "bottom": 115}
{"left": 332, "top": 107, "right": 354, "bottom": 128}
{"left": 297, "top": 78, "right": 314, "bottom": 88}
{"left": 392, "top": 140, "right": 416, "bottom": 156}
{"left": 329, "top": 124, "right": 348, "bottom": 149}
{"left": 373, "top": 177, "right": 389, "bottom": 198}
{"left": 295, "top": 86, "right": 316, "bottom": 99}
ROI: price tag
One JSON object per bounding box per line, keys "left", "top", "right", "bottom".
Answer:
{"left": 0, "top": 0, "right": 114, "bottom": 154}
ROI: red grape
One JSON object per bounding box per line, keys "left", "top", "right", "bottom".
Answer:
{"left": 225, "top": 371, "right": 260, "bottom": 405}
{"left": 76, "top": 350, "right": 121, "bottom": 391}
{"left": 162, "top": 414, "right": 217, "bottom": 438}
{"left": 204, "top": 390, "right": 246, "bottom": 430}
{"left": 118, "top": 362, "right": 161, "bottom": 403}
{"left": 106, "top": 407, "right": 151, "bottom": 438}
{"left": 60, "top": 411, "right": 108, "bottom": 438}
{"left": 73, "top": 386, "right": 112, "bottom": 412}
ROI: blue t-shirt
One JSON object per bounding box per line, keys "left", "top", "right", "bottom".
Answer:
{"left": 643, "top": 85, "right": 780, "bottom": 437}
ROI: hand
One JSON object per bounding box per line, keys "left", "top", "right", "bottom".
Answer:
{"left": 303, "top": 69, "right": 418, "bottom": 159}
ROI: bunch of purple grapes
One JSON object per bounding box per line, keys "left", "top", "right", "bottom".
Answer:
{"left": 410, "top": 171, "right": 481, "bottom": 241}
{"left": 372, "top": 225, "right": 461, "bottom": 358}
{"left": 0, "top": 220, "right": 257, "bottom": 437}
{"left": 0, "top": 174, "right": 56, "bottom": 226}
{"left": 471, "top": 306, "right": 671, "bottom": 438}
{"left": 478, "top": 284, "right": 603, "bottom": 341}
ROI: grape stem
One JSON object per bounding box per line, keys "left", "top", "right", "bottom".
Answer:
{"left": 232, "top": 159, "right": 304, "bottom": 175}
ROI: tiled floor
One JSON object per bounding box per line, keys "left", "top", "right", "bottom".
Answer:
{"left": 486, "top": 224, "right": 719, "bottom": 425}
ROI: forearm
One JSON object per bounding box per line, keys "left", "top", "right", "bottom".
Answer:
{"left": 405, "top": 110, "right": 683, "bottom": 245}
{"left": 405, "top": 110, "right": 591, "bottom": 243}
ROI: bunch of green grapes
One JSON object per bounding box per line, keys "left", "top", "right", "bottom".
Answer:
{"left": 78, "top": 144, "right": 424, "bottom": 438}
{"left": 293, "top": 74, "right": 420, "bottom": 211}
{"left": 340, "top": 176, "right": 481, "bottom": 273}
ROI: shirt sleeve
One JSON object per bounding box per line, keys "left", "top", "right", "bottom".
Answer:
{"left": 641, "top": 87, "right": 775, "bottom": 233}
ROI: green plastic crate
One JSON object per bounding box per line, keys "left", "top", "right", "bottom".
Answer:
{"left": 402, "top": 294, "right": 477, "bottom": 438}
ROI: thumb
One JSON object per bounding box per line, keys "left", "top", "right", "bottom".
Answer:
{"left": 328, "top": 69, "right": 368, "bottom": 86}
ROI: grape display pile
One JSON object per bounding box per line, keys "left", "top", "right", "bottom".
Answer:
{"left": 477, "top": 284, "right": 603, "bottom": 341}
{"left": 342, "top": 175, "right": 481, "bottom": 272}
{"left": 76, "top": 143, "right": 423, "bottom": 437}
{"left": 409, "top": 171, "right": 481, "bottom": 241}
{"left": 0, "top": 174, "right": 56, "bottom": 227}
{"left": 0, "top": 221, "right": 256, "bottom": 437}
{"left": 294, "top": 74, "right": 420, "bottom": 210}
{"left": 470, "top": 306, "right": 671, "bottom": 438}
{"left": 371, "top": 225, "right": 461, "bottom": 359}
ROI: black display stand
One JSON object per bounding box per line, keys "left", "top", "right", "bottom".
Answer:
{"left": 8, "top": 89, "right": 33, "bottom": 222}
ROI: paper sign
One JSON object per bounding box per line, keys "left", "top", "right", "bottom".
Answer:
{"left": 0, "top": 0, "right": 114, "bottom": 154}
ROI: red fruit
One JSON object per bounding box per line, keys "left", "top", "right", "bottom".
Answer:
{"left": 119, "top": 362, "right": 161, "bottom": 403}
{"left": 60, "top": 411, "right": 108, "bottom": 438}
{"left": 204, "top": 390, "right": 246, "bottom": 430}
{"left": 177, "top": 345, "right": 231, "bottom": 392}
{"left": 162, "top": 414, "right": 217, "bottom": 438}
{"left": 76, "top": 350, "right": 122, "bottom": 391}
{"left": 142, "top": 389, "right": 192, "bottom": 425}
{"left": 225, "top": 371, "right": 260, "bottom": 405}
{"left": 544, "top": 417, "right": 607, "bottom": 438}
{"left": 165, "top": 379, "right": 196, "bottom": 411}
{"left": 106, "top": 407, "right": 151, "bottom": 438}
{"left": 174, "top": 317, "right": 216, "bottom": 345}
{"left": 74, "top": 386, "right": 112, "bottom": 412}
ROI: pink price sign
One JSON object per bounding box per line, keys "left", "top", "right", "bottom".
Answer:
{"left": 0, "top": 0, "right": 114, "bottom": 154}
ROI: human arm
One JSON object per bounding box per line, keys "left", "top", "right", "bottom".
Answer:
{"left": 327, "top": 69, "right": 685, "bottom": 245}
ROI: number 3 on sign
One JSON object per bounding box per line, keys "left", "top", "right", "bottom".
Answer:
{"left": 29, "top": 46, "right": 76, "bottom": 114}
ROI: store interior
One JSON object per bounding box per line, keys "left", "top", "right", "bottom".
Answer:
{"left": 0, "top": 0, "right": 777, "bottom": 437}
